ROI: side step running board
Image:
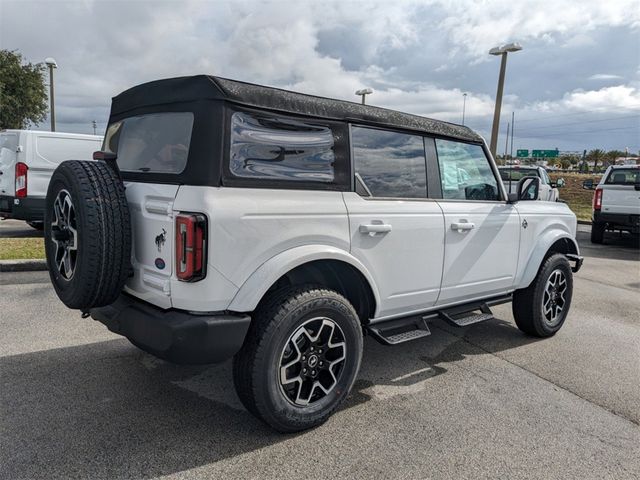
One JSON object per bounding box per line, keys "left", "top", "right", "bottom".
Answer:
{"left": 367, "top": 294, "right": 511, "bottom": 345}
{"left": 440, "top": 303, "right": 494, "bottom": 328}
{"left": 368, "top": 315, "right": 432, "bottom": 346}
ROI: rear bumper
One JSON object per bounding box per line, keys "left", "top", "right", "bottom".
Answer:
{"left": 90, "top": 293, "right": 251, "bottom": 364}
{"left": 593, "top": 211, "right": 640, "bottom": 233}
{"left": 0, "top": 195, "right": 45, "bottom": 222}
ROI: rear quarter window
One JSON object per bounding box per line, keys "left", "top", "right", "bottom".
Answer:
{"left": 103, "top": 112, "right": 194, "bottom": 174}
{"left": 229, "top": 111, "right": 335, "bottom": 182}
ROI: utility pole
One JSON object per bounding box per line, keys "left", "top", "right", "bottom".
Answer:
{"left": 504, "top": 122, "right": 510, "bottom": 158}
{"left": 92, "top": 120, "right": 97, "bottom": 135}
{"left": 44, "top": 58, "right": 58, "bottom": 132}
{"left": 510, "top": 111, "right": 515, "bottom": 161}
{"left": 462, "top": 93, "right": 467, "bottom": 125}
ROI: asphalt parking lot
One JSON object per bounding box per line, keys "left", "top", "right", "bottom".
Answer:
{"left": 1, "top": 226, "right": 638, "bottom": 479}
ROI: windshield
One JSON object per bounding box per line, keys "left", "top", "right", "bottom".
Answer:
{"left": 499, "top": 168, "right": 540, "bottom": 181}
{"left": 604, "top": 168, "right": 640, "bottom": 185}
{"left": 103, "top": 112, "right": 194, "bottom": 174}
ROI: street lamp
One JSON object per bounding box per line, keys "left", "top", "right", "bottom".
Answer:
{"left": 462, "top": 93, "right": 467, "bottom": 125}
{"left": 488, "top": 43, "right": 522, "bottom": 157}
{"left": 44, "top": 57, "right": 58, "bottom": 132}
{"left": 355, "top": 88, "right": 373, "bottom": 105}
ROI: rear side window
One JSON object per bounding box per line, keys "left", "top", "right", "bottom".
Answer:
{"left": 351, "top": 126, "right": 427, "bottom": 198}
{"left": 103, "top": 112, "right": 194, "bottom": 174}
{"left": 605, "top": 168, "right": 640, "bottom": 185}
{"left": 229, "top": 111, "right": 335, "bottom": 182}
{"left": 499, "top": 168, "right": 540, "bottom": 181}
{"left": 436, "top": 139, "right": 499, "bottom": 201}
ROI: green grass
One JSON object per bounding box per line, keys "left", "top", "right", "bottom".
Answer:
{"left": 0, "top": 238, "right": 45, "bottom": 260}
{"left": 549, "top": 172, "right": 601, "bottom": 222}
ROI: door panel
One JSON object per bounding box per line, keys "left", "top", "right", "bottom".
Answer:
{"left": 343, "top": 192, "right": 445, "bottom": 320}
{"left": 437, "top": 202, "right": 520, "bottom": 304}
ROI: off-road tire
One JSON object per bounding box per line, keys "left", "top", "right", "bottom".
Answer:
{"left": 591, "top": 221, "right": 605, "bottom": 244}
{"left": 232, "top": 285, "right": 363, "bottom": 432}
{"left": 512, "top": 253, "right": 573, "bottom": 337}
{"left": 44, "top": 160, "right": 131, "bottom": 309}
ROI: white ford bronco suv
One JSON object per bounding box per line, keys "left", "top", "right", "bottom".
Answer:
{"left": 44, "top": 76, "right": 583, "bottom": 432}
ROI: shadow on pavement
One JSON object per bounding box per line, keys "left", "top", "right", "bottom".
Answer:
{"left": 576, "top": 230, "right": 640, "bottom": 261}
{"left": 0, "top": 317, "right": 536, "bottom": 479}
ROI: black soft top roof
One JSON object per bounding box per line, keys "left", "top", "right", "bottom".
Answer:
{"left": 110, "top": 75, "right": 483, "bottom": 143}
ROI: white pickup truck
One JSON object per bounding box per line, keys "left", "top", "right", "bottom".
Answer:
{"left": 584, "top": 165, "right": 640, "bottom": 243}
{"left": 499, "top": 166, "right": 564, "bottom": 202}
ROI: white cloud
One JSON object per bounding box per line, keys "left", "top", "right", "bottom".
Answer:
{"left": 588, "top": 74, "right": 624, "bottom": 81}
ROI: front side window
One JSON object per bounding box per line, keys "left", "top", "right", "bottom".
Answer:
{"left": 229, "top": 111, "right": 335, "bottom": 182}
{"left": 436, "top": 139, "right": 500, "bottom": 201}
{"left": 351, "top": 126, "right": 427, "bottom": 198}
{"left": 103, "top": 112, "right": 194, "bottom": 174}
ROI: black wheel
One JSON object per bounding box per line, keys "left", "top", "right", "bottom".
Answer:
{"left": 512, "top": 253, "right": 573, "bottom": 337}
{"left": 27, "top": 221, "right": 44, "bottom": 231}
{"left": 233, "top": 286, "right": 363, "bottom": 432}
{"left": 591, "top": 222, "right": 605, "bottom": 244}
{"left": 44, "top": 160, "right": 131, "bottom": 310}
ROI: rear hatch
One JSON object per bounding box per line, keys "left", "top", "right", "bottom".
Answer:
{"left": 0, "top": 132, "right": 18, "bottom": 198}
{"left": 601, "top": 168, "right": 640, "bottom": 216}
{"left": 103, "top": 112, "right": 195, "bottom": 309}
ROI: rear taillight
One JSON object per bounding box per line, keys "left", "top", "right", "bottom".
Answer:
{"left": 175, "top": 213, "right": 207, "bottom": 282}
{"left": 15, "top": 162, "right": 28, "bottom": 198}
{"left": 593, "top": 187, "right": 603, "bottom": 211}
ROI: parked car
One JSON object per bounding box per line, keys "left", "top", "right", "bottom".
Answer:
{"left": 0, "top": 130, "right": 102, "bottom": 229}
{"left": 583, "top": 165, "right": 640, "bottom": 243}
{"left": 499, "top": 165, "right": 564, "bottom": 201}
{"left": 43, "top": 76, "right": 583, "bottom": 432}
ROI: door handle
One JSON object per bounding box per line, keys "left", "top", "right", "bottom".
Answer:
{"left": 451, "top": 222, "right": 475, "bottom": 232}
{"left": 359, "top": 223, "right": 392, "bottom": 234}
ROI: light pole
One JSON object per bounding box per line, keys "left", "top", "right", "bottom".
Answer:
{"left": 355, "top": 88, "right": 373, "bottom": 105}
{"left": 44, "top": 57, "right": 58, "bottom": 132}
{"left": 92, "top": 120, "right": 97, "bottom": 135}
{"left": 462, "top": 93, "right": 467, "bottom": 125}
{"left": 488, "top": 43, "right": 522, "bottom": 157}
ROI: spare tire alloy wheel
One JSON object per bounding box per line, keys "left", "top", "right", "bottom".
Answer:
{"left": 45, "top": 160, "right": 131, "bottom": 310}
{"left": 279, "top": 317, "right": 347, "bottom": 406}
{"left": 50, "top": 189, "right": 78, "bottom": 280}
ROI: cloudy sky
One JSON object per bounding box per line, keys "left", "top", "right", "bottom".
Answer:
{"left": 1, "top": 0, "right": 639, "bottom": 153}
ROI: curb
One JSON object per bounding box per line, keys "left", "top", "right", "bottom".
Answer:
{"left": 0, "top": 259, "right": 47, "bottom": 272}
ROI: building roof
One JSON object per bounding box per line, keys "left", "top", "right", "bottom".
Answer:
{"left": 110, "top": 75, "right": 483, "bottom": 143}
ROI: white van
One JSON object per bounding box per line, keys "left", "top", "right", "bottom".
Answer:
{"left": 0, "top": 130, "right": 102, "bottom": 228}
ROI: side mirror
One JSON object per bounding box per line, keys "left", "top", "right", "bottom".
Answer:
{"left": 517, "top": 176, "right": 540, "bottom": 201}
{"left": 582, "top": 179, "right": 594, "bottom": 190}
{"left": 506, "top": 192, "right": 519, "bottom": 204}
{"left": 556, "top": 178, "right": 566, "bottom": 188}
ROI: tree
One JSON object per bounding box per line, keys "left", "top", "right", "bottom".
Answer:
{"left": 559, "top": 154, "right": 579, "bottom": 170}
{"left": 0, "top": 50, "right": 48, "bottom": 129}
{"left": 586, "top": 149, "right": 606, "bottom": 172}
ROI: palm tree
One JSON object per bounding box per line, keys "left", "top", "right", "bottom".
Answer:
{"left": 586, "top": 149, "right": 606, "bottom": 172}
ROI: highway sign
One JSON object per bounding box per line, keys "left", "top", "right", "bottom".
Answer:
{"left": 532, "top": 149, "right": 559, "bottom": 158}
{"left": 516, "top": 149, "right": 529, "bottom": 157}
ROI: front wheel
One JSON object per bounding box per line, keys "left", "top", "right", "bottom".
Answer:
{"left": 232, "top": 286, "right": 363, "bottom": 432}
{"left": 512, "top": 253, "right": 573, "bottom": 337}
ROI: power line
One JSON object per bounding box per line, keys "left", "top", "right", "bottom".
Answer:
{"left": 513, "top": 125, "right": 638, "bottom": 138}
{"left": 513, "top": 105, "right": 640, "bottom": 124}
{"left": 514, "top": 114, "right": 640, "bottom": 132}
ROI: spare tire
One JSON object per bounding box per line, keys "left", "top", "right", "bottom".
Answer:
{"left": 44, "top": 160, "right": 131, "bottom": 310}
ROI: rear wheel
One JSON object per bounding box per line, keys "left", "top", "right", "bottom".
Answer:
{"left": 591, "top": 222, "right": 605, "bottom": 244}
{"left": 512, "top": 253, "right": 573, "bottom": 337}
{"left": 233, "top": 286, "right": 363, "bottom": 432}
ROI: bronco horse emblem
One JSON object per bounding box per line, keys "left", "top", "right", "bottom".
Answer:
{"left": 155, "top": 229, "right": 167, "bottom": 252}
